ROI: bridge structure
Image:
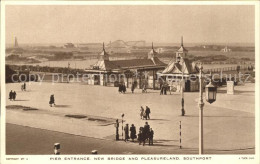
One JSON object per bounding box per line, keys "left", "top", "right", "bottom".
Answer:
{"left": 203, "top": 64, "right": 255, "bottom": 85}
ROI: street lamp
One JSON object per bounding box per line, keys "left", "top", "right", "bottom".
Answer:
{"left": 198, "top": 64, "right": 217, "bottom": 154}
{"left": 205, "top": 81, "right": 217, "bottom": 104}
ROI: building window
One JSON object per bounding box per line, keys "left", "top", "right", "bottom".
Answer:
{"left": 93, "top": 66, "right": 99, "bottom": 70}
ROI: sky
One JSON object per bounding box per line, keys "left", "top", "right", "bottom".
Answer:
{"left": 5, "top": 5, "right": 255, "bottom": 44}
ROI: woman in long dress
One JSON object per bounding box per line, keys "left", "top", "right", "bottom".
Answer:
{"left": 140, "top": 106, "right": 144, "bottom": 119}
{"left": 130, "top": 124, "right": 137, "bottom": 142}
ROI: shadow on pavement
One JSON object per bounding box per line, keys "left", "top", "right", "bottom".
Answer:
{"left": 185, "top": 115, "right": 254, "bottom": 118}
{"left": 54, "top": 105, "right": 71, "bottom": 108}
{"left": 147, "top": 119, "right": 170, "bottom": 121}
{"left": 207, "top": 147, "right": 255, "bottom": 152}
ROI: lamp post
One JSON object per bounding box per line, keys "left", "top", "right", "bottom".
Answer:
{"left": 198, "top": 64, "right": 204, "bottom": 154}
{"left": 121, "top": 113, "right": 124, "bottom": 140}
{"left": 115, "top": 119, "right": 119, "bottom": 141}
{"left": 198, "top": 64, "right": 217, "bottom": 154}
{"left": 181, "top": 57, "right": 185, "bottom": 116}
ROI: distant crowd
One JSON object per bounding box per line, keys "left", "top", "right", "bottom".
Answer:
{"left": 118, "top": 81, "right": 147, "bottom": 94}
{"left": 118, "top": 81, "right": 173, "bottom": 95}
{"left": 160, "top": 82, "right": 171, "bottom": 95}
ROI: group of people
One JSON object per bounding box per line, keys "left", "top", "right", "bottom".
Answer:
{"left": 160, "top": 82, "right": 170, "bottom": 95}
{"left": 123, "top": 122, "right": 154, "bottom": 146}
{"left": 124, "top": 124, "right": 137, "bottom": 142}
{"left": 140, "top": 106, "right": 151, "bottom": 120}
{"left": 9, "top": 90, "right": 17, "bottom": 101}
{"left": 138, "top": 122, "right": 154, "bottom": 146}
{"left": 118, "top": 83, "right": 127, "bottom": 94}
{"left": 21, "top": 83, "right": 26, "bottom": 91}
{"left": 118, "top": 81, "right": 150, "bottom": 94}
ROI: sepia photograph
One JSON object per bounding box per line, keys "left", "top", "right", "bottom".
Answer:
{"left": 1, "top": 1, "right": 259, "bottom": 163}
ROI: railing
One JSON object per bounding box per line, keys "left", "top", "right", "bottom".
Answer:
{"left": 204, "top": 65, "right": 254, "bottom": 74}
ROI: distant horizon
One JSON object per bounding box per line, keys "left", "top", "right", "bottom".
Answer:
{"left": 5, "top": 5, "right": 254, "bottom": 45}
{"left": 5, "top": 40, "right": 255, "bottom": 47}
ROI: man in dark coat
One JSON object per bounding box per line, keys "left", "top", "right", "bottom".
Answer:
{"left": 130, "top": 124, "right": 137, "bottom": 142}
{"left": 138, "top": 128, "right": 143, "bottom": 145}
{"left": 49, "top": 94, "right": 55, "bottom": 107}
{"left": 143, "top": 122, "right": 150, "bottom": 145}
{"left": 149, "top": 128, "right": 154, "bottom": 145}
{"left": 131, "top": 83, "right": 135, "bottom": 93}
{"left": 118, "top": 84, "right": 122, "bottom": 93}
{"left": 145, "top": 106, "right": 151, "bottom": 120}
{"left": 124, "top": 124, "right": 129, "bottom": 142}
{"left": 122, "top": 84, "right": 126, "bottom": 93}
{"left": 24, "top": 83, "right": 26, "bottom": 91}
{"left": 160, "top": 84, "right": 164, "bottom": 95}
{"left": 13, "top": 91, "right": 16, "bottom": 101}
{"left": 163, "top": 83, "right": 168, "bottom": 95}
{"left": 9, "top": 90, "right": 13, "bottom": 101}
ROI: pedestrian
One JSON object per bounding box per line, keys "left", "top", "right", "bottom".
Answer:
{"left": 130, "top": 124, "right": 137, "bottom": 142}
{"left": 13, "top": 91, "right": 17, "bottom": 101}
{"left": 145, "top": 106, "right": 151, "bottom": 120}
{"left": 140, "top": 106, "right": 144, "bottom": 119}
{"left": 49, "top": 94, "right": 55, "bottom": 107}
{"left": 143, "top": 112, "right": 147, "bottom": 120}
{"left": 122, "top": 83, "right": 126, "bottom": 94}
{"left": 142, "top": 84, "right": 147, "bottom": 93}
{"left": 24, "top": 83, "right": 26, "bottom": 91}
{"left": 160, "top": 84, "right": 164, "bottom": 95}
{"left": 124, "top": 124, "right": 129, "bottom": 142}
{"left": 118, "top": 84, "right": 122, "bottom": 93}
{"left": 21, "top": 85, "right": 24, "bottom": 91}
{"left": 143, "top": 122, "right": 150, "bottom": 146}
{"left": 138, "top": 127, "right": 144, "bottom": 145}
{"left": 9, "top": 90, "right": 13, "bottom": 101}
{"left": 148, "top": 128, "right": 154, "bottom": 145}
{"left": 143, "top": 122, "right": 150, "bottom": 134}
{"left": 163, "top": 82, "right": 168, "bottom": 95}
{"left": 131, "top": 83, "right": 135, "bottom": 93}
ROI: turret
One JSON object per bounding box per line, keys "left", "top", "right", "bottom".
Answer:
{"left": 176, "top": 36, "right": 188, "bottom": 60}
{"left": 98, "top": 42, "right": 109, "bottom": 61}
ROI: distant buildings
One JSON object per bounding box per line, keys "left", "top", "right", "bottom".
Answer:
{"left": 64, "top": 43, "right": 75, "bottom": 48}
{"left": 84, "top": 43, "right": 166, "bottom": 89}
{"left": 157, "top": 48, "right": 164, "bottom": 54}
{"left": 126, "top": 40, "right": 146, "bottom": 47}
{"left": 221, "top": 46, "right": 232, "bottom": 52}
{"left": 106, "top": 40, "right": 131, "bottom": 54}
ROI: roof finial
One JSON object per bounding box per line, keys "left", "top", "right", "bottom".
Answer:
{"left": 181, "top": 36, "right": 183, "bottom": 46}
{"left": 103, "top": 42, "right": 105, "bottom": 50}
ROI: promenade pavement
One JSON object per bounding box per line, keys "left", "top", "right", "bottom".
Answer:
{"left": 5, "top": 82, "right": 255, "bottom": 154}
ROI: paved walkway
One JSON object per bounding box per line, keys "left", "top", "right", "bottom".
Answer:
{"left": 6, "top": 124, "right": 254, "bottom": 155}
{"left": 5, "top": 82, "right": 255, "bottom": 153}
